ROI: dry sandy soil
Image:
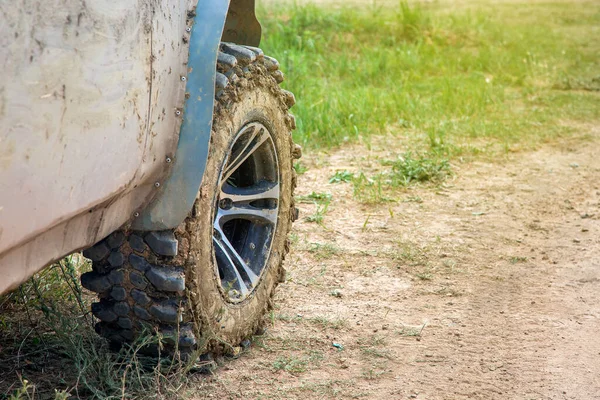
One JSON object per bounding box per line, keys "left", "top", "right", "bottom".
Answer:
{"left": 3, "top": 126, "right": 597, "bottom": 399}
{"left": 191, "top": 125, "right": 600, "bottom": 399}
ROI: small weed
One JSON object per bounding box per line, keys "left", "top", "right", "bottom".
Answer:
{"left": 433, "top": 286, "right": 463, "bottom": 297}
{"left": 296, "top": 192, "right": 332, "bottom": 225}
{"left": 361, "top": 215, "right": 371, "bottom": 231}
{"left": 292, "top": 264, "right": 329, "bottom": 288}
{"left": 397, "top": 323, "right": 427, "bottom": 337}
{"left": 391, "top": 241, "right": 429, "bottom": 266}
{"left": 308, "top": 242, "right": 341, "bottom": 260}
{"left": 294, "top": 161, "right": 308, "bottom": 175}
{"left": 526, "top": 222, "right": 548, "bottom": 232}
{"left": 357, "top": 336, "right": 392, "bottom": 360}
{"left": 268, "top": 350, "right": 323, "bottom": 374}
{"left": 291, "top": 379, "right": 357, "bottom": 397}
{"left": 307, "top": 350, "right": 325, "bottom": 365}
{"left": 357, "top": 335, "right": 387, "bottom": 347}
{"left": 360, "top": 347, "right": 392, "bottom": 359}
{"left": 257, "top": 333, "right": 306, "bottom": 352}
{"left": 297, "top": 191, "right": 332, "bottom": 204}
{"left": 352, "top": 172, "right": 394, "bottom": 204}
{"left": 442, "top": 258, "right": 457, "bottom": 269}
{"left": 351, "top": 153, "right": 450, "bottom": 204}
{"left": 509, "top": 256, "right": 528, "bottom": 264}
{"left": 273, "top": 312, "right": 303, "bottom": 323}
{"left": 7, "top": 379, "right": 42, "bottom": 400}
{"left": 307, "top": 315, "right": 347, "bottom": 330}
{"left": 403, "top": 196, "right": 423, "bottom": 203}
{"left": 415, "top": 271, "right": 433, "bottom": 281}
{"left": 289, "top": 232, "right": 299, "bottom": 245}
{"left": 329, "top": 170, "right": 354, "bottom": 183}
{"left": 305, "top": 202, "right": 330, "bottom": 224}
{"left": 383, "top": 152, "right": 451, "bottom": 186}
{"left": 272, "top": 356, "right": 308, "bottom": 374}
{"left": 361, "top": 367, "right": 389, "bottom": 380}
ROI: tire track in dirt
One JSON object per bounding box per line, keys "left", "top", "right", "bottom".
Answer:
{"left": 195, "top": 127, "right": 600, "bottom": 399}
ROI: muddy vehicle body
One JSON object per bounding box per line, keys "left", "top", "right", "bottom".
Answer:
{"left": 0, "top": 0, "right": 299, "bottom": 355}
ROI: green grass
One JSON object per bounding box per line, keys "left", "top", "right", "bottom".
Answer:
{"left": 383, "top": 152, "right": 451, "bottom": 185}
{"left": 308, "top": 242, "right": 341, "bottom": 260}
{"left": 271, "top": 355, "right": 309, "bottom": 374}
{"left": 397, "top": 324, "right": 426, "bottom": 337}
{"left": 307, "top": 315, "right": 347, "bottom": 330}
{"left": 270, "top": 350, "right": 324, "bottom": 374}
{"left": 357, "top": 335, "right": 392, "bottom": 359}
{"left": 352, "top": 151, "right": 452, "bottom": 202}
{"left": 0, "top": 257, "right": 196, "bottom": 399}
{"left": 509, "top": 256, "right": 528, "bottom": 264}
{"left": 259, "top": 1, "right": 600, "bottom": 153}
{"left": 293, "top": 160, "right": 308, "bottom": 174}
{"left": 329, "top": 170, "right": 354, "bottom": 183}
{"left": 352, "top": 172, "right": 392, "bottom": 204}
{"left": 296, "top": 191, "right": 332, "bottom": 204}
{"left": 297, "top": 191, "right": 333, "bottom": 224}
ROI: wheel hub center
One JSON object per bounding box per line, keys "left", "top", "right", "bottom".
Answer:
{"left": 218, "top": 198, "right": 233, "bottom": 210}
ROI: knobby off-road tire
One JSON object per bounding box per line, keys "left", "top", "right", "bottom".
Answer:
{"left": 81, "top": 43, "right": 301, "bottom": 358}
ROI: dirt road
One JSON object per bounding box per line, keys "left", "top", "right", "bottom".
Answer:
{"left": 193, "top": 126, "right": 600, "bottom": 399}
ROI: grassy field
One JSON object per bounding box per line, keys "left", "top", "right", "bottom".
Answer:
{"left": 259, "top": 1, "right": 599, "bottom": 155}
{"left": 2, "top": 1, "right": 599, "bottom": 398}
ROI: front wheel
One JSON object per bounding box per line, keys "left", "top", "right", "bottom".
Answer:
{"left": 81, "top": 43, "right": 300, "bottom": 357}
{"left": 184, "top": 43, "right": 300, "bottom": 350}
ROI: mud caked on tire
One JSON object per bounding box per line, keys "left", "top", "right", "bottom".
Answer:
{"left": 81, "top": 43, "right": 300, "bottom": 358}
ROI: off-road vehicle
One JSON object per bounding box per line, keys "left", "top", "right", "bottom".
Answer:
{"left": 0, "top": 0, "right": 300, "bottom": 357}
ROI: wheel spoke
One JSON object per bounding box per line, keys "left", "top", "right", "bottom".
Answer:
{"left": 222, "top": 126, "right": 270, "bottom": 183}
{"left": 220, "top": 180, "right": 280, "bottom": 205}
{"left": 216, "top": 203, "right": 277, "bottom": 226}
{"left": 213, "top": 235, "right": 249, "bottom": 298}
{"left": 213, "top": 226, "right": 260, "bottom": 293}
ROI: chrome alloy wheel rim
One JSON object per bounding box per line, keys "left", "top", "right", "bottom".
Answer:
{"left": 212, "top": 122, "right": 280, "bottom": 303}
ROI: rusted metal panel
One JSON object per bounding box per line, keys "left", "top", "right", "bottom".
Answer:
{"left": 0, "top": 0, "right": 198, "bottom": 293}
{"left": 222, "top": 0, "right": 261, "bottom": 46}
{"left": 133, "top": 0, "right": 230, "bottom": 230}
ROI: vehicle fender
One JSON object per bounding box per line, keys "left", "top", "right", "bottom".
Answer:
{"left": 132, "top": 0, "right": 231, "bottom": 230}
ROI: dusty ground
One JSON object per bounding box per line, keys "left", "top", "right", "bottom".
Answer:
{"left": 2, "top": 129, "right": 598, "bottom": 399}
{"left": 192, "top": 126, "right": 600, "bottom": 399}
